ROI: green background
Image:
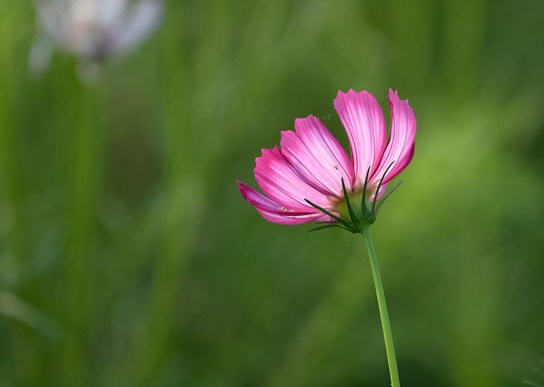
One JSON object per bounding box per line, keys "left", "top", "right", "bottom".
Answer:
{"left": 1, "top": 1, "right": 544, "bottom": 386}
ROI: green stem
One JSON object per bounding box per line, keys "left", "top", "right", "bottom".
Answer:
{"left": 362, "top": 227, "right": 401, "bottom": 387}
{"left": 61, "top": 74, "right": 102, "bottom": 386}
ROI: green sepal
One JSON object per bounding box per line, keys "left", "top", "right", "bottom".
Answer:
{"left": 375, "top": 180, "right": 403, "bottom": 215}
{"left": 307, "top": 223, "right": 351, "bottom": 232}
{"left": 304, "top": 199, "right": 355, "bottom": 231}
{"left": 305, "top": 161, "right": 404, "bottom": 234}
{"left": 361, "top": 166, "right": 371, "bottom": 219}
{"left": 371, "top": 161, "right": 394, "bottom": 219}
{"left": 341, "top": 178, "right": 359, "bottom": 227}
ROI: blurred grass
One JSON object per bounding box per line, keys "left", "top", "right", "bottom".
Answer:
{"left": 1, "top": 0, "right": 544, "bottom": 386}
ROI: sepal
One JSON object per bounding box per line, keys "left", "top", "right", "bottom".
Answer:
{"left": 306, "top": 162, "right": 402, "bottom": 234}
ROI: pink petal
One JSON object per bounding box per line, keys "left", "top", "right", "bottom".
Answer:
{"left": 237, "top": 181, "right": 328, "bottom": 225}
{"left": 372, "top": 89, "right": 416, "bottom": 185}
{"left": 334, "top": 90, "right": 387, "bottom": 187}
{"left": 237, "top": 181, "right": 308, "bottom": 215}
{"left": 280, "top": 116, "right": 354, "bottom": 197}
{"left": 254, "top": 147, "right": 332, "bottom": 211}
{"left": 257, "top": 209, "right": 328, "bottom": 225}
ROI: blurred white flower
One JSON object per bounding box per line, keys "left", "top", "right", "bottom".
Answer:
{"left": 30, "top": 0, "right": 163, "bottom": 75}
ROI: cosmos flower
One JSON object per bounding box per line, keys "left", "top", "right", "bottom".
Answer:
{"left": 237, "top": 89, "right": 416, "bottom": 232}
{"left": 30, "top": 0, "right": 162, "bottom": 75}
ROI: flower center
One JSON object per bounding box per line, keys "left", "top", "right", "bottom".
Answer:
{"left": 334, "top": 189, "right": 367, "bottom": 221}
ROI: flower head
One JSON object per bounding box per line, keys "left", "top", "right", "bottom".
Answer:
{"left": 30, "top": 0, "right": 162, "bottom": 75}
{"left": 237, "top": 89, "right": 416, "bottom": 233}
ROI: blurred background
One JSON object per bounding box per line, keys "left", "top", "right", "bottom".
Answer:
{"left": 1, "top": 0, "right": 544, "bottom": 386}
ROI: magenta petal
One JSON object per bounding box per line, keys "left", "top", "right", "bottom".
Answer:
{"left": 372, "top": 89, "right": 416, "bottom": 184}
{"left": 334, "top": 90, "right": 387, "bottom": 187}
{"left": 280, "top": 116, "right": 354, "bottom": 197}
{"left": 237, "top": 181, "right": 309, "bottom": 215}
{"left": 237, "top": 181, "right": 328, "bottom": 225}
{"left": 254, "top": 147, "right": 332, "bottom": 210}
{"left": 257, "top": 209, "right": 328, "bottom": 225}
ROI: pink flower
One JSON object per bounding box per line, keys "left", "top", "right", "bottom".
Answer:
{"left": 237, "top": 89, "right": 416, "bottom": 230}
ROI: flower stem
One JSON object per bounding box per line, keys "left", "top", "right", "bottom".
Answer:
{"left": 362, "top": 226, "right": 401, "bottom": 387}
